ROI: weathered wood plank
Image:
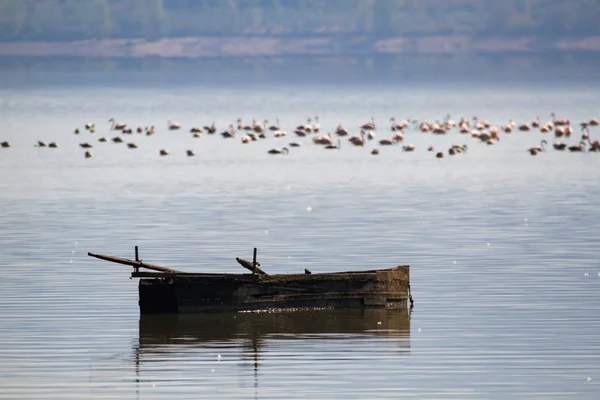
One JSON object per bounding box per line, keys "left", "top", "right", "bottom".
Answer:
{"left": 87, "top": 252, "right": 182, "bottom": 273}
{"left": 236, "top": 257, "right": 268, "bottom": 275}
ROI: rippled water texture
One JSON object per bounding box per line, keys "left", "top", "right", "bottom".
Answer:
{"left": 1, "top": 82, "right": 600, "bottom": 399}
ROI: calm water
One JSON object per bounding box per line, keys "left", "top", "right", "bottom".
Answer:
{"left": 1, "top": 81, "right": 600, "bottom": 399}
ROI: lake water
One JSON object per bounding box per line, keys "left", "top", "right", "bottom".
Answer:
{"left": 1, "top": 79, "right": 600, "bottom": 399}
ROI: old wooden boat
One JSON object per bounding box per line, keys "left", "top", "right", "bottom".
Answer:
{"left": 88, "top": 246, "right": 413, "bottom": 314}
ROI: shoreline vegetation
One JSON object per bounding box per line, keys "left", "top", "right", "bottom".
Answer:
{"left": 1, "top": 1, "right": 600, "bottom": 59}
{"left": 1, "top": 35, "right": 599, "bottom": 59}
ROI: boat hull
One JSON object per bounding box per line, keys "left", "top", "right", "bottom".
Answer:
{"left": 138, "top": 266, "right": 410, "bottom": 314}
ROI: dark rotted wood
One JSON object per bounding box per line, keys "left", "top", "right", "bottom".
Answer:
{"left": 136, "top": 266, "right": 410, "bottom": 314}
{"left": 139, "top": 277, "right": 178, "bottom": 313}
{"left": 87, "top": 252, "right": 182, "bottom": 273}
{"left": 236, "top": 257, "right": 268, "bottom": 275}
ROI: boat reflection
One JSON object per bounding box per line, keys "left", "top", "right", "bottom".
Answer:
{"left": 137, "top": 308, "right": 411, "bottom": 352}
{"left": 134, "top": 308, "right": 409, "bottom": 391}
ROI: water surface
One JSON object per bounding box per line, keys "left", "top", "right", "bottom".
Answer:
{"left": 1, "top": 82, "right": 599, "bottom": 399}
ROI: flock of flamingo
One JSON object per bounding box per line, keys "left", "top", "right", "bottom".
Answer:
{"left": 1, "top": 114, "right": 599, "bottom": 158}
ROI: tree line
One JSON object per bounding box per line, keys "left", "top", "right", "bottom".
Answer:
{"left": 0, "top": 0, "right": 598, "bottom": 42}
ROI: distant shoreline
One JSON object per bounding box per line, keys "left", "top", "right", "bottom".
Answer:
{"left": 1, "top": 35, "right": 599, "bottom": 58}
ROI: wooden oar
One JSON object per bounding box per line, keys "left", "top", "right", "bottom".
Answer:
{"left": 236, "top": 257, "right": 268, "bottom": 275}
{"left": 88, "top": 251, "right": 182, "bottom": 273}
{"left": 235, "top": 247, "right": 268, "bottom": 275}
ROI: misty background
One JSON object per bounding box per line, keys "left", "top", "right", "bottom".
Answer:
{"left": 0, "top": 0, "right": 599, "bottom": 85}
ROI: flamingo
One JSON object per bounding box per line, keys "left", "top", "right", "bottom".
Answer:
{"left": 449, "top": 145, "right": 467, "bottom": 155}
{"left": 294, "top": 129, "right": 308, "bottom": 137}
{"left": 540, "top": 123, "right": 552, "bottom": 133}
{"left": 553, "top": 142, "right": 567, "bottom": 151}
{"left": 477, "top": 132, "right": 492, "bottom": 142}
{"left": 518, "top": 124, "right": 530, "bottom": 131}
{"left": 313, "top": 116, "right": 320, "bottom": 132}
{"left": 313, "top": 133, "right": 333, "bottom": 145}
{"left": 564, "top": 126, "right": 573, "bottom": 137}
{"left": 242, "top": 120, "right": 254, "bottom": 131}
{"left": 204, "top": 123, "right": 216, "bottom": 134}
{"left": 221, "top": 125, "right": 236, "bottom": 138}
{"left": 335, "top": 125, "right": 349, "bottom": 136}
{"left": 267, "top": 147, "right": 289, "bottom": 154}
{"left": 551, "top": 112, "right": 570, "bottom": 126}
{"left": 432, "top": 126, "right": 446, "bottom": 134}
{"left": 324, "top": 139, "right": 341, "bottom": 150}
{"left": 568, "top": 141, "right": 586, "bottom": 152}
{"left": 304, "top": 118, "right": 313, "bottom": 133}
{"left": 349, "top": 131, "right": 366, "bottom": 146}
{"left": 360, "top": 117, "right": 376, "bottom": 131}
{"left": 109, "top": 118, "right": 127, "bottom": 130}
{"left": 168, "top": 120, "right": 181, "bottom": 130}
{"left": 582, "top": 129, "right": 600, "bottom": 151}
{"left": 390, "top": 117, "right": 399, "bottom": 131}
{"left": 253, "top": 120, "right": 267, "bottom": 133}
{"left": 269, "top": 118, "right": 280, "bottom": 131}
{"left": 528, "top": 140, "right": 547, "bottom": 155}
{"left": 391, "top": 132, "right": 404, "bottom": 142}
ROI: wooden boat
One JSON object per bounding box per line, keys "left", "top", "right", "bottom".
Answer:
{"left": 88, "top": 247, "right": 413, "bottom": 314}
